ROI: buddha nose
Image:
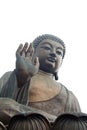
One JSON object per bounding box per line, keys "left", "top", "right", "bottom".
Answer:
{"left": 50, "top": 49, "right": 56, "bottom": 57}
{"left": 50, "top": 53, "right": 56, "bottom": 57}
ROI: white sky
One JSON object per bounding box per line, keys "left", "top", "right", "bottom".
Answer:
{"left": 0, "top": 0, "right": 87, "bottom": 113}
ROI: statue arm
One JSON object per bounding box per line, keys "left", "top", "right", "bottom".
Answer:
{"left": 68, "top": 91, "right": 81, "bottom": 112}
{"left": 60, "top": 83, "right": 81, "bottom": 112}
{"left": 65, "top": 88, "right": 81, "bottom": 112}
{"left": 15, "top": 43, "right": 39, "bottom": 88}
{"left": 0, "top": 71, "right": 17, "bottom": 98}
{"left": 0, "top": 43, "right": 39, "bottom": 98}
{"left": 0, "top": 72, "right": 12, "bottom": 93}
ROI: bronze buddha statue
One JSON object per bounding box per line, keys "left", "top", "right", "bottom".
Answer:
{"left": 0, "top": 34, "right": 81, "bottom": 129}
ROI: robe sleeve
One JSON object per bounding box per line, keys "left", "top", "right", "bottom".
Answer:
{"left": 66, "top": 90, "right": 81, "bottom": 112}
{"left": 0, "top": 70, "right": 29, "bottom": 105}
{"left": 0, "top": 70, "right": 17, "bottom": 98}
{"left": 0, "top": 71, "right": 12, "bottom": 92}
{"left": 63, "top": 85, "right": 81, "bottom": 112}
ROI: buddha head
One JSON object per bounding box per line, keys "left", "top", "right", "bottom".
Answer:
{"left": 33, "top": 34, "right": 65, "bottom": 80}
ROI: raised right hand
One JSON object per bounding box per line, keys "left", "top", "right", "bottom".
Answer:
{"left": 16, "top": 42, "right": 39, "bottom": 86}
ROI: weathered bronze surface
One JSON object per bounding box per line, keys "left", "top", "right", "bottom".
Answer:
{"left": 0, "top": 34, "right": 83, "bottom": 129}
{"left": 52, "top": 113, "right": 87, "bottom": 130}
{"left": 0, "top": 121, "right": 7, "bottom": 130}
{"left": 8, "top": 113, "right": 50, "bottom": 130}
{"left": 1, "top": 112, "right": 87, "bottom": 130}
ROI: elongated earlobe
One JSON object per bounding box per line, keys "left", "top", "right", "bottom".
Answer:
{"left": 54, "top": 72, "right": 58, "bottom": 80}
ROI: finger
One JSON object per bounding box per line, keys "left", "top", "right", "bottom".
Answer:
{"left": 26, "top": 43, "right": 34, "bottom": 59}
{"left": 30, "top": 46, "right": 34, "bottom": 57}
{"left": 21, "top": 42, "right": 28, "bottom": 56}
{"left": 27, "top": 43, "right": 33, "bottom": 53}
{"left": 16, "top": 44, "right": 23, "bottom": 58}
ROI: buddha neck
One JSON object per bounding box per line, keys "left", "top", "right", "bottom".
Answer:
{"left": 38, "top": 70, "right": 54, "bottom": 79}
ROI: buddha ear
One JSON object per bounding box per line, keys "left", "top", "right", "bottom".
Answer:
{"left": 54, "top": 59, "right": 63, "bottom": 80}
{"left": 54, "top": 72, "right": 58, "bottom": 80}
{"left": 60, "top": 57, "right": 63, "bottom": 66}
{"left": 57, "top": 58, "right": 63, "bottom": 71}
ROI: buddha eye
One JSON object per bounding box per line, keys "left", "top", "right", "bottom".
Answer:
{"left": 41, "top": 46, "right": 51, "bottom": 50}
{"left": 56, "top": 50, "right": 63, "bottom": 56}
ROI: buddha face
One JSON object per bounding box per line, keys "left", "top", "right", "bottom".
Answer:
{"left": 34, "top": 39, "right": 64, "bottom": 74}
